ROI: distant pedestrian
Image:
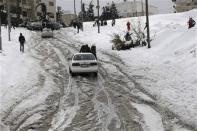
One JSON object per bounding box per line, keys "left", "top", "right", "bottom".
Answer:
{"left": 127, "top": 21, "right": 131, "bottom": 31}
{"left": 188, "top": 17, "right": 196, "bottom": 29}
{"left": 101, "top": 19, "right": 104, "bottom": 26}
{"left": 91, "top": 44, "right": 97, "bottom": 59}
{"left": 76, "top": 22, "right": 80, "bottom": 33}
{"left": 112, "top": 18, "right": 116, "bottom": 26}
{"left": 19, "top": 33, "right": 25, "bottom": 53}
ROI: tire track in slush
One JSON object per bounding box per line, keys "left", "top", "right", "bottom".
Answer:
{"left": 50, "top": 37, "right": 144, "bottom": 131}
{"left": 50, "top": 36, "right": 145, "bottom": 131}
{"left": 54, "top": 31, "right": 194, "bottom": 131}
{"left": 47, "top": 43, "right": 80, "bottom": 131}
{"left": 48, "top": 39, "right": 125, "bottom": 131}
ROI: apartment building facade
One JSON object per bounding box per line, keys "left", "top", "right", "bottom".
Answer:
{"left": 0, "top": 0, "right": 56, "bottom": 22}
{"left": 0, "top": 0, "right": 35, "bottom": 20}
{"left": 172, "top": 0, "right": 197, "bottom": 12}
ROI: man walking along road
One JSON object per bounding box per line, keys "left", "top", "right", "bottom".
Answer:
{"left": 19, "top": 33, "right": 25, "bottom": 53}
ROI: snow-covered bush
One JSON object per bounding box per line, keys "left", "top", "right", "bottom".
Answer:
{"left": 111, "top": 33, "right": 133, "bottom": 50}
{"left": 111, "top": 33, "right": 125, "bottom": 50}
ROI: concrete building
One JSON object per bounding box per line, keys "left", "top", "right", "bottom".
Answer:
{"left": 35, "top": 0, "right": 56, "bottom": 22}
{"left": 0, "top": 0, "right": 57, "bottom": 22}
{"left": 61, "top": 11, "right": 77, "bottom": 26}
{"left": 172, "top": 0, "right": 197, "bottom": 12}
{"left": 116, "top": 0, "right": 158, "bottom": 18}
{"left": 0, "top": 0, "right": 35, "bottom": 20}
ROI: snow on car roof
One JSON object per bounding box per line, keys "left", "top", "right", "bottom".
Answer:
{"left": 74, "top": 53, "right": 94, "bottom": 55}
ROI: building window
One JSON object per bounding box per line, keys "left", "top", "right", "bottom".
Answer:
{"left": 49, "top": 2, "right": 54, "bottom": 6}
{"left": 36, "top": 0, "right": 41, "bottom": 3}
{"left": 48, "top": 12, "right": 54, "bottom": 18}
{"left": 22, "top": 0, "right": 27, "bottom": 4}
{"left": 10, "top": 6, "right": 17, "bottom": 14}
{"left": 37, "top": 12, "right": 41, "bottom": 16}
{"left": 22, "top": 11, "right": 27, "bottom": 17}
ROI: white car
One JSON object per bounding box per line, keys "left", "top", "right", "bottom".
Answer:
{"left": 69, "top": 53, "right": 98, "bottom": 76}
{"left": 41, "top": 28, "right": 53, "bottom": 38}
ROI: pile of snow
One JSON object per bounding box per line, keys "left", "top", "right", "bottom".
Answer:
{"left": 0, "top": 28, "right": 47, "bottom": 129}
{"left": 64, "top": 9, "right": 197, "bottom": 128}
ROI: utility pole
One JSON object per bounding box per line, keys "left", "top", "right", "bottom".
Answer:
{"left": 7, "top": 0, "right": 11, "bottom": 41}
{"left": 141, "top": 0, "right": 144, "bottom": 16}
{"left": 97, "top": 0, "right": 100, "bottom": 33}
{"left": 74, "top": 0, "right": 76, "bottom": 15}
{"left": 145, "top": 0, "right": 151, "bottom": 48}
{"left": 81, "top": 0, "right": 84, "bottom": 31}
{"left": 134, "top": 0, "right": 137, "bottom": 16}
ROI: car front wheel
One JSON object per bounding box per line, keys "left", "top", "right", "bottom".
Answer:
{"left": 69, "top": 68, "right": 75, "bottom": 76}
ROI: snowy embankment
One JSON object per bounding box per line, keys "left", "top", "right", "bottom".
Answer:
{"left": 0, "top": 28, "right": 57, "bottom": 130}
{"left": 64, "top": 10, "right": 197, "bottom": 128}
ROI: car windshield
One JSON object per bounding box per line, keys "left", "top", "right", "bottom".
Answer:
{"left": 73, "top": 54, "right": 95, "bottom": 61}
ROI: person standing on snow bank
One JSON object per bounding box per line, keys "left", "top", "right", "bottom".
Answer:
{"left": 19, "top": 33, "right": 25, "bottom": 53}
{"left": 188, "top": 17, "right": 196, "bottom": 29}
{"left": 127, "top": 21, "right": 131, "bottom": 31}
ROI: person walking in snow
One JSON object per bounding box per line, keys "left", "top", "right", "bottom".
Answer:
{"left": 91, "top": 44, "right": 97, "bottom": 59}
{"left": 76, "top": 22, "right": 80, "bottom": 33}
{"left": 127, "top": 21, "right": 131, "bottom": 31}
{"left": 188, "top": 17, "right": 196, "bottom": 29}
{"left": 19, "top": 33, "right": 25, "bottom": 53}
{"left": 112, "top": 18, "right": 116, "bottom": 26}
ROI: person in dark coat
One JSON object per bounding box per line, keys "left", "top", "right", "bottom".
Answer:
{"left": 85, "top": 44, "right": 91, "bottom": 53}
{"left": 112, "top": 18, "right": 115, "bottom": 26}
{"left": 19, "top": 33, "right": 25, "bottom": 52}
{"left": 80, "top": 45, "right": 86, "bottom": 53}
{"left": 91, "top": 45, "right": 97, "bottom": 59}
{"left": 76, "top": 22, "right": 80, "bottom": 33}
{"left": 104, "top": 20, "right": 107, "bottom": 26}
{"left": 80, "top": 44, "right": 91, "bottom": 53}
{"left": 124, "top": 32, "right": 132, "bottom": 41}
{"left": 188, "top": 17, "right": 196, "bottom": 29}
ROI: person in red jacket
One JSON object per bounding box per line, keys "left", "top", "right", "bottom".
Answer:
{"left": 127, "top": 21, "right": 131, "bottom": 31}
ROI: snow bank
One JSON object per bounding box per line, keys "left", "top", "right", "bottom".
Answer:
{"left": 64, "top": 9, "right": 197, "bottom": 128}
{"left": 0, "top": 28, "right": 44, "bottom": 129}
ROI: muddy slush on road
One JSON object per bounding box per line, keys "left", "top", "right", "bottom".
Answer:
{"left": 1, "top": 30, "right": 195, "bottom": 131}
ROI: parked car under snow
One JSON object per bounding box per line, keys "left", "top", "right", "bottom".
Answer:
{"left": 41, "top": 28, "right": 53, "bottom": 38}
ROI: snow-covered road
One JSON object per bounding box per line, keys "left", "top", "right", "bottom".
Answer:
{"left": 1, "top": 29, "right": 195, "bottom": 131}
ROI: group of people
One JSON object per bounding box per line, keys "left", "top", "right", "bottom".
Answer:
{"left": 72, "top": 20, "right": 83, "bottom": 33}
{"left": 93, "top": 18, "right": 116, "bottom": 27}
{"left": 80, "top": 44, "right": 97, "bottom": 59}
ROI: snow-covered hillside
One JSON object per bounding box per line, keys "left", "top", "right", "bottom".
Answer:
{"left": 64, "top": 9, "right": 197, "bottom": 128}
